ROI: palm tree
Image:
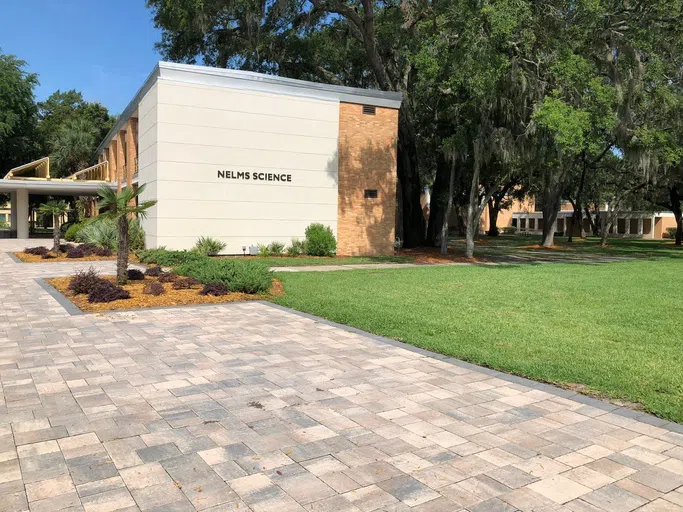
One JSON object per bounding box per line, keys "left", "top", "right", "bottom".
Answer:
{"left": 97, "top": 184, "right": 157, "bottom": 285}
{"left": 50, "top": 118, "right": 98, "bottom": 177}
{"left": 37, "top": 200, "right": 68, "bottom": 252}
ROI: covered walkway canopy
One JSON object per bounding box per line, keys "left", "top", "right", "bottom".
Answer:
{"left": 2, "top": 157, "right": 116, "bottom": 238}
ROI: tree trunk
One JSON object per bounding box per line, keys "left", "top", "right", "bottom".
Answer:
{"left": 600, "top": 204, "right": 615, "bottom": 247}
{"left": 465, "top": 163, "right": 482, "bottom": 259}
{"left": 440, "top": 160, "right": 457, "bottom": 255}
{"left": 585, "top": 206, "right": 598, "bottom": 236}
{"left": 396, "top": 112, "right": 425, "bottom": 248}
{"left": 670, "top": 187, "right": 682, "bottom": 246}
{"left": 487, "top": 198, "right": 500, "bottom": 237}
{"left": 117, "top": 216, "right": 129, "bottom": 285}
{"left": 52, "top": 214, "right": 61, "bottom": 253}
{"left": 426, "top": 159, "right": 450, "bottom": 246}
{"left": 540, "top": 168, "right": 564, "bottom": 248}
{"left": 568, "top": 159, "right": 587, "bottom": 243}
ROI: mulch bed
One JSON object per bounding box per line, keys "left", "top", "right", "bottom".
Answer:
{"left": 399, "top": 247, "right": 487, "bottom": 264}
{"left": 46, "top": 276, "right": 284, "bottom": 313}
{"left": 15, "top": 252, "right": 119, "bottom": 263}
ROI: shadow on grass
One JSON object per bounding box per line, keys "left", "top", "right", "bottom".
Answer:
{"left": 448, "top": 235, "right": 683, "bottom": 264}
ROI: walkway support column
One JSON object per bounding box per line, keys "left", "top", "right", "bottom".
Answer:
{"left": 10, "top": 192, "right": 17, "bottom": 234}
{"left": 16, "top": 189, "right": 29, "bottom": 239}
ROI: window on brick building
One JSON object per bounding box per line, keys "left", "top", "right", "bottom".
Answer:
{"left": 364, "top": 189, "right": 378, "bottom": 199}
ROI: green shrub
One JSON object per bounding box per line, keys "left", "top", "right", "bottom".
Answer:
{"left": 193, "top": 236, "right": 227, "bottom": 256}
{"left": 664, "top": 227, "right": 678, "bottom": 239}
{"left": 257, "top": 243, "right": 270, "bottom": 256}
{"left": 268, "top": 241, "right": 285, "bottom": 256}
{"left": 304, "top": 223, "right": 336, "bottom": 256}
{"left": 77, "top": 218, "right": 145, "bottom": 251}
{"left": 78, "top": 219, "right": 117, "bottom": 250}
{"left": 502, "top": 226, "right": 518, "bottom": 235}
{"left": 286, "top": 238, "right": 306, "bottom": 257}
{"left": 176, "top": 258, "right": 273, "bottom": 294}
{"left": 136, "top": 248, "right": 206, "bottom": 266}
{"left": 64, "top": 222, "right": 85, "bottom": 242}
{"left": 129, "top": 219, "right": 146, "bottom": 251}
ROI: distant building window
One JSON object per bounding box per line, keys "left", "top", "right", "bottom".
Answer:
{"left": 364, "top": 189, "right": 378, "bottom": 199}
{"left": 362, "top": 105, "right": 376, "bottom": 115}
{"left": 512, "top": 218, "right": 517, "bottom": 228}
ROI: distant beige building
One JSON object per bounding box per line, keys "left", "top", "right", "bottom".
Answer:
{"left": 488, "top": 197, "right": 677, "bottom": 239}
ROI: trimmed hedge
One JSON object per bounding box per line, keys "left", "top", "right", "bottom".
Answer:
{"left": 176, "top": 258, "right": 272, "bottom": 294}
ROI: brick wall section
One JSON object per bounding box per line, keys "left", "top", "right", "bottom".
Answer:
{"left": 337, "top": 102, "right": 399, "bottom": 256}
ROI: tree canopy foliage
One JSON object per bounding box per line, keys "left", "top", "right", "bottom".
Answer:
{"left": 147, "top": 0, "right": 683, "bottom": 251}
{"left": 0, "top": 49, "right": 116, "bottom": 180}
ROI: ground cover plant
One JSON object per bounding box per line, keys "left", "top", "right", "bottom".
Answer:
{"left": 136, "top": 248, "right": 205, "bottom": 267}
{"left": 274, "top": 259, "right": 683, "bottom": 423}
{"left": 176, "top": 258, "right": 273, "bottom": 294}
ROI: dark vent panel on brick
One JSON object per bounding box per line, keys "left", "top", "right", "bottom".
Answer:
{"left": 362, "top": 105, "right": 376, "bottom": 115}
{"left": 364, "top": 189, "right": 378, "bottom": 199}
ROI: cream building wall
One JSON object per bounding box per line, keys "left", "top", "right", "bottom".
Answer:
{"left": 138, "top": 77, "right": 340, "bottom": 253}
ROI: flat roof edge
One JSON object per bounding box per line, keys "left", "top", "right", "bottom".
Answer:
{"left": 96, "top": 62, "right": 403, "bottom": 154}
{"left": 158, "top": 62, "right": 403, "bottom": 108}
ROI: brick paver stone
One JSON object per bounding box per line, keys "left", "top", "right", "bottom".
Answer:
{"left": 0, "top": 241, "right": 682, "bottom": 511}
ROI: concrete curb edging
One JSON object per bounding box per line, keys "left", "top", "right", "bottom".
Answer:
{"left": 258, "top": 300, "right": 683, "bottom": 433}
{"left": 35, "top": 278, "right": 85, "bottom": 316}
{"left": 6, "top": 252, "right": 23, "bottom": 263}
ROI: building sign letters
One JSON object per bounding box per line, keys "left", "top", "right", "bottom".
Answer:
{"left": 218, "top": 170, "right": 292, "bottom": 182}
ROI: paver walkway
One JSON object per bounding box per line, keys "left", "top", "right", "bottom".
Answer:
{"left": 1, "top": 240, "right": 683, "bottom": 512}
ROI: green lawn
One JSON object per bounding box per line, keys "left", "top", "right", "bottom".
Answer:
{"left": 220, "top": 255, "right": 414, "bottom": 266}
{"left": 274, "top": 260, "right": 683, "bottom": 423}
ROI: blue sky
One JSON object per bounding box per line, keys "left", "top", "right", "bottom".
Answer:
{"left": 0, "top": 0, "right": 163, "bottom": 114}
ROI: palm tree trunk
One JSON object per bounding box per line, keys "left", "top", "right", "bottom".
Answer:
{"left": 117, "top": 216, "right": 129, "bottom": 285}
{"left": 53, "top": 215, "right": 61, "bottom": 253}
